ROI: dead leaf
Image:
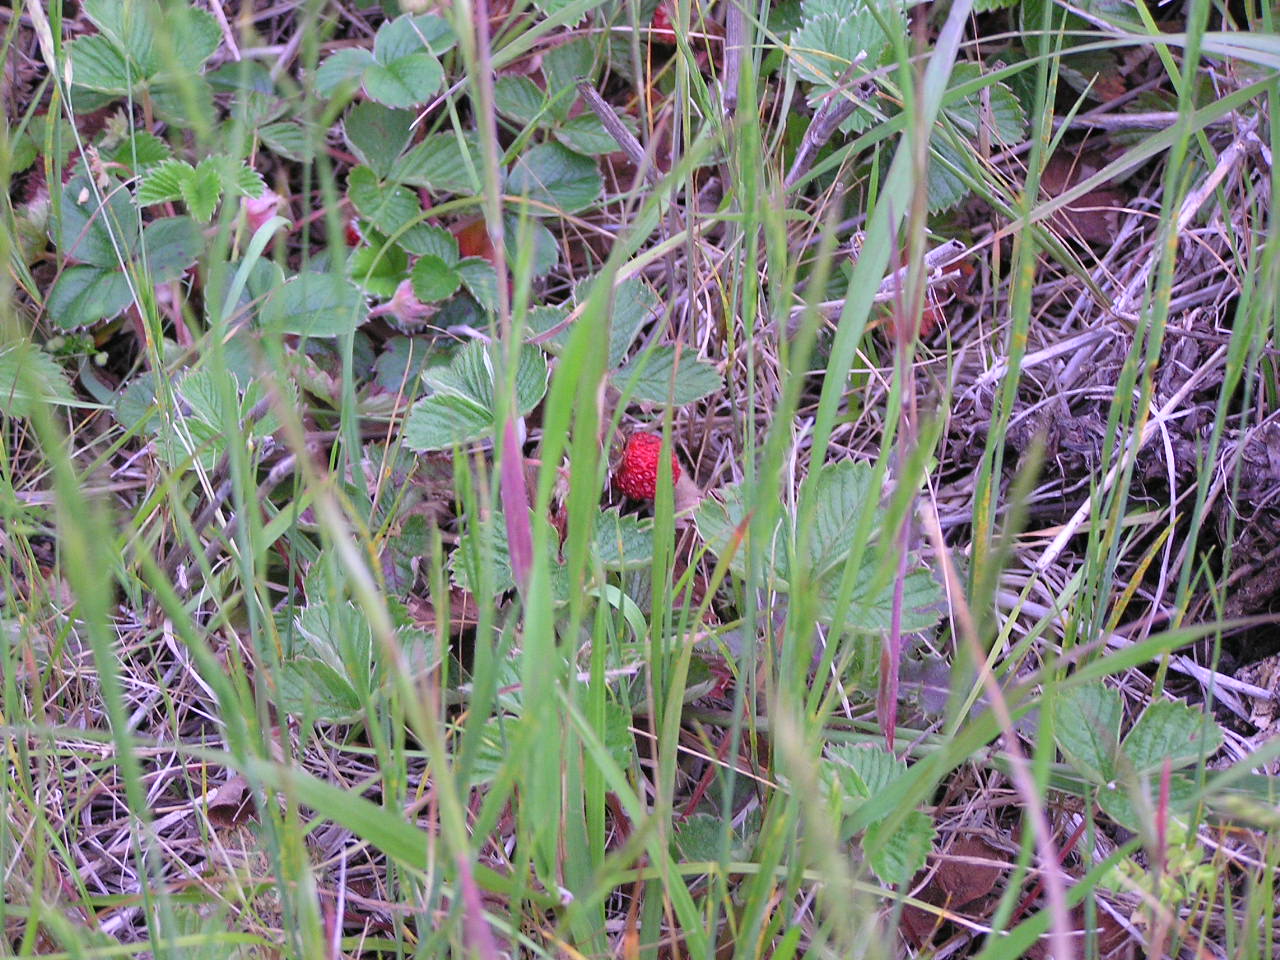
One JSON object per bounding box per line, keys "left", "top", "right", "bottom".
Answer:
{"left": 900, "top": 902, "right": 944, "bottom": 947}
{"left": 406, "top": 588, "right": 479, "bottom": 636}
{"left": 898, "top": 834, "right": 1008, "bottom": 948}
{"left": 206, "top": 774, "right": 255, "bottom": 829}
{"left": 1040, "top": 152, "right": 1126, "bottom": 246}
{"left": 933, "top": 836, "right": 1006, "bottom": 907}
{"left": 1024, "top": 903, "right": 1139, "bottom": 959}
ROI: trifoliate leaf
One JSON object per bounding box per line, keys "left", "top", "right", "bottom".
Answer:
{"left": 364, "top": 55, "right": 443, "bottom": 109}
{"left": 349, "top": 243, "right": 409, "bottom": 297}
{"left": 399, "top": 224, "right": 459, "bottom": 261}
{"left": 67, "top": 35, "right": 133, "bottom": 95}
{"left": 449, "top": 507, "right": 567, "bottom": 600}
{"left": 231, "top": 163, "right": 265, "bottom": 199}
{"left": 259, "top": 121, "right": 316, "bottom": 162}
{"left": 363, "top": 15, "right": 445, "bottom": 108}
{"left": 825, "top": 744, "right": 907, "bottom": 803}
{"left": 503, "top": 215, "right": 559, "bottom": 278}
{"left": 695, "top": 461, "right": 944, "bottom": 632}
{"left": 373, "top": 13, "right": 455, "bottom": 59}
{"left": 569, "top": 274, "right": 661, "bottom": 369}
{"left": 792, "top": 9, "right": 885, "bottom": 97}
{"left": 542, "top": 37, "right": 598, "bottom": 120}
{"left": 594, "top": 510, "right": 655, "bottom": 570}
{"left": 403, "top": 341, "right": 548, "bottom": 452}
{"left": 555, "top": 112, "right": 630, "bottom": 155}
{"left": 1122, "top": 700, "right": 1223, "bottom": 775}
{"left": 806, "top": 460, "right": 880, "bottom": 578}
{"left": 54, "top": 172, "right": 138, "bottom": 268}
{"left": 1096, "top": 774, "right": 1201, "bottom": 833}
{"left": 147, "top": 78, "right": 216, "bottom": 127}
{"left": 944, "top": 63, "right": 1026, "bottom": 146}
{"left": 314, "top": 48, "right": 376, "bottom": 96}
{"left": 925, "top": 137, "right": 971, "bottom": 213}
{"left": 104, "top": 132, "right": 172, "bottom": 170}
{"left": 494, "top": 75, "right": 548, "bottom": 127}
{"left": 136, "top": 159, "right": 190, "bottom": 206}
{"left": 138, "top": 158, "right": 261, "bottom": 221}
{"left": 139, "top": 216, "right": 201, "bottom": 280}
{"left": 457, "top": 257, "right": 500, "bottom": 312}
{"left": 402, "top": 393, "right": 495, "bottom": 451}
{"left": 179, "top": 160, "right": 222, "bottom": 222}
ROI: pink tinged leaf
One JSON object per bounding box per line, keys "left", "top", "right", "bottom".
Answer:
{"left": 456, "top": 854, "right": 503, "bottom": 960}
{"left": 242, "top": 187, "right": 282, "bottom": 234}
{"left": 500, "top": 418, "right": 532, "bottom": 592}
{"left": 369, "top": 279, "right": 437, "bottom": 326}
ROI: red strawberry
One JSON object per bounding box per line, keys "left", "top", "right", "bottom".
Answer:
{"left": 614, "top": 433, "right": 681, "bottom": 500}
{"left": 651, "top": 3, "right": 678, "bottom": 43}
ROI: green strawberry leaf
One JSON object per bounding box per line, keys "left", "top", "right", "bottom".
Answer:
{"left": 613, "top": 345, "right": 722, "bottom": 406}
{"left": 1122, "top": 699, "right": 1223, "bottom": 775}
{"left": 403, "top": 341, "right": 548, "bottom": 452}
{"left": 347, "top": 165, "right": 421, "bottom": 236}
{"left": 1052, "top": 683, "right": 1123, "bottom": 785}
{"left": 45, "top": 266, "right": 133, "bottom": 329}
{"left": 594, "top": 510, "right": 655, "bottom": 570}
{"left": 695, "top": 461, "right": 943, "bottom": 632}
{"left": 863, "top": 811, "right": 935, "bottom": 887}
{"left": 344, "top": 102, "right": 414, "bottom": 179}
{"left": 494, "top": 75, "right": 548, "bottom": 127}
{"left": 410, "top": 255, "right": 462, "bottom": 302}
{"left": 0, "top": 342, "right": 77, "bottom": 417}
{"left": 314, "top": 48, "right": 375, "bottom": 96}
{"left": 261, "top": 273, "right": 368, "bottom": 337}
{"left": 506, "top": 142, "right": 601, "bottom": 215}
{"left": 392, "top": 133, "right": 481, "bottom": 195}
{"left": 54, "top": 172, "right": 139, "bottom": 269}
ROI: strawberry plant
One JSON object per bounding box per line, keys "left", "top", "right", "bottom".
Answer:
{"left": 821, "top": 744, "right": 938, "bottom": 886}
{"left": 1052, "top": 684, "right": 1224, "bottom": 830}
{"left": 402, "top": 339, "right": 549, "bottom": 452}
{"left": 66, "top": 0, "right": 223, "bottom": 123}
{"left": 403, "top": 274, "right": 721, "bottom": 453}
{"left": 314, "top": 14, "right": 453, "bottom": 109}
{"left": 787, "top": 0, "right": 1026, "bottom": 209}
{"left": 136, "top": 156, "right": 264, "bottom": 223}
{"left": 8, "top": 0, "right": 1280, "bottom": 956}
{"left": 46, "top": 168, "right": 204, "bottom": 329}
{"left": 696, "top": 460, "right": 943, "bottom": 632}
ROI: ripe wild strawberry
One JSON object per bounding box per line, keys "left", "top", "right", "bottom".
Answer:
{"left": 651, "top": 3, "right": 678, "bottom": 43}
{"left": 614, "top": 433, "right": 680, "bottom": 500}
